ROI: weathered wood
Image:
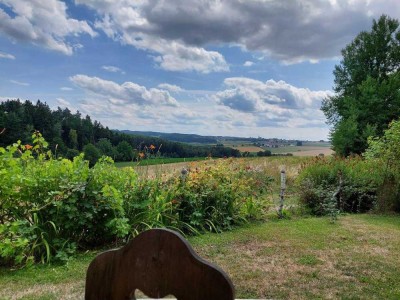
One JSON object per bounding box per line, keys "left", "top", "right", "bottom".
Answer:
{"left": 85, "top": 228, "right": 235, "bottom": 300}
{"left": 278, "top": 169, "right": 286, "bottom": 218}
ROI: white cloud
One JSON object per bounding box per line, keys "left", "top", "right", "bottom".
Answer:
{"left": 60, "top": 87, "right": 73, "bottom": 91}
{"left": 77, "top": 0, "right": 400, "bottom": 65}
{"left": 0, "top": 51, "right": 15, "bottom": 59}
{"left": 76, "top": 0, "right": 229, "bottom": 73}
{"left": 54, "top": 97, "right": 77, "bottom": 111}
{"left": 215, "top": 77, "right": 331, "bottom": 112}
{"left": 157, "top": 83, "right": 183, "bottom": 93}
{"left": 243, "top": 61, "right": 254, "bottom": 67}
{"left": 70, "top": 74, "right": 180, "bottom": 107}
{"left": 0, "top": 0, "right": 96, "bottom": 55}
{"left": 68, "top": 78, "right": 330, "bottom": 140}
{"left": 0, "top": 96, "right": 17, "bottom": 102}
{"left": 10, "top": 79, "right": 29, "bottom": 86}
{"left": 102, "top": 65, "right": 125, "bottom": 74}
{"left": 213, "top": 77, "right": 332, "bottom": 132}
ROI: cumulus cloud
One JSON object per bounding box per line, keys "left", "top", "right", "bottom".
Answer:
{"left": 157, "top": 83, "right": 183, "bottom": 93}
{"left": 243, "top": 61, "right": 254, "bottom": 67}
{"left": 102, "top": 65, "right": 125, "bottom": 74}
{"left": 70, "top": 74, "right": 180, "bottom": 107}
{"left": 0, "top": 0, "right": 96, "bottom": 55}
{"left": 215, "top": 77, "right": 331, "bottom": 113}
{"left": 76, "top": 0, "right": 229, "bottom": 73}
{"left": 213, "top": 77, "right": 332, "bottom": 130}
{"left": 0, "top": 51, "right": 15, "bottom": 59}
{"left": 77, "top": 0, "right": 399, "bottom": 64}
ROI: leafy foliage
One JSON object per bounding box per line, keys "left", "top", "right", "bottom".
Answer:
{"left": 364, "top": 119, "right": 400, "bottom": 211}
{"left": 0, "top": 99, "right": 241, "bottom": 165}
{"left": 297, "top": 156, "right": 386, "bottom": 215}
{"left": 0, "top": 134, "right": 271, "bottom": 267}
{"left": 322, "top": 15, "right": 400, "bottom": 156}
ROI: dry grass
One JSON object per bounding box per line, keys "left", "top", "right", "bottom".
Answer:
{"left": 191, "top": 215, "right": 400, "bottom": 299}
{"left": 1, "top": 215, "right": 400, "bottom": 299}
{"left": 290, "top": 147, "right": 334, "bottom": 157}
{"left": 232, "top": 146, "right": 265, "bottom": 152}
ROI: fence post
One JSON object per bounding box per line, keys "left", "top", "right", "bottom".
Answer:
{"left": 278, "top": 169, "right": 286, "bottom": 218}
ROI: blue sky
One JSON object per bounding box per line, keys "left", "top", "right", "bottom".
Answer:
{"left": 1, "top": 0, "right": 399, "bottom": 140}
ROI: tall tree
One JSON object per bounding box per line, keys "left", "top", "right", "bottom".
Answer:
{"left": 322, "top": 15, "right": 400, "bottom": 156}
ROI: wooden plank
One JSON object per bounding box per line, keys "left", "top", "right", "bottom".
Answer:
{"left": 85, "top": 228, "right": 235, "bottom": 300}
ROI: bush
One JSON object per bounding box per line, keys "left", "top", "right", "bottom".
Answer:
{"left": 297, "top": 156, "right": 385, "bottom": 215}
{"left": 0, "top": 134, "right": 273, "bottom": 266}
{"left": 172, "top": 159, "right": 273, "bottom": 232}
{"left": 364, "top": 119, "right": 400, "bottom": 211}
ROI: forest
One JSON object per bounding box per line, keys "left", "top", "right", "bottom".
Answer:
{"left": 0, "top": 100, "right": 240, "bottom": 164}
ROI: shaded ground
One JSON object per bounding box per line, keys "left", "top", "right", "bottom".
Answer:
{"left": 1, "top": 214, "right": 399, "bottom": 299}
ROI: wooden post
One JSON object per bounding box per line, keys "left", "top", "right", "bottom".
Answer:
{"left": 278, "top": 169, "right": 286, "bottom": 218}
{"left": 333, "top": 170, "right": 343, "bottom": 211}
{"left": 180, "top": 167, "right": 188, "bottom": 182}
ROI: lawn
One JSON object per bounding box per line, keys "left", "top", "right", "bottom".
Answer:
{"left": 115, "top": 157, "right": 206, "bottom": 168}
{"left": 1, "top": 214, "right": 399, "bottom": 299}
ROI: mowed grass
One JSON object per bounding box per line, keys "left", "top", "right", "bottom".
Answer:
{"left": 115, "top": 157, "right": 205, "bottom": 168}
{"left": 1, "top": 214, "right": 400, "bottom": 299}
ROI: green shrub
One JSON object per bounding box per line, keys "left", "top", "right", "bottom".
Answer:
{"left": 0, "top": 133, "right": 88, "bottom": 265}
{"left": 172, "top": 159, "right": 273, "bottom": 232}
{"left": 364, "top": 119, "right": 400, "bottom": 211}
{"left": 297, "top": 156, "right": 385, "bottom": 215}
{"left": 0, "top": 134, "right": 273, "bottom": 267}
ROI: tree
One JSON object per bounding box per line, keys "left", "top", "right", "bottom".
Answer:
{"left": 68, "top": 129, "right": 78, "bottom": 150}
{"left": 116, "top": 141, "right": 133, "bottom": 161}
{"left": 322, "top": 15, "right": 400, "bottom": 156}
{"left": 83, "top": 143, "right": 101, "bottom": 166}
{"left": 96, "top": 138, "right": 114, "bottom": 157}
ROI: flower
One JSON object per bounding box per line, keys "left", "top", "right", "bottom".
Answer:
{"left": 149, "top": 144, "right": 156, "bottom": 150}
{"left": 25, "top": 144, "right": 33, "bottom": 150}
{"left": 139, "top": 152, "right": 145, "bottom": 158}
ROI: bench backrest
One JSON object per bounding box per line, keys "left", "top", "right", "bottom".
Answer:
{"left": 85, "top": 228, "right": 235, "bottom": 300}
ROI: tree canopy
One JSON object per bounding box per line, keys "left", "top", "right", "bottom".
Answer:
{"left": 322, "top": 15, "right": 400, "bottom": 156}
{"left": 0, "top": 99, "right": 241, "bottom": 162}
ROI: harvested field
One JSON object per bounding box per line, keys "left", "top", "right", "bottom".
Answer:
{"left": 290, "top": 147, "right": 334, "bottom": 156}
{"left": 231, "top": 146, "right": 265, "bottom": 152}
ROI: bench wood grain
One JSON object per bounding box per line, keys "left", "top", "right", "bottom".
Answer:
{"left": 85, "top": 228, "right": 235, "bottom": 300}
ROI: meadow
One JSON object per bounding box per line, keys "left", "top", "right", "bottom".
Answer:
{"left": 1, "top": 133, "right": 399, "bottom": 299}
{"left": 115, "top": 157, "right": 206, "bottom": 168}
{"left": 224, "top": 141, "right": 334, "bottom": 156}
{"left": 1, "top": 215, "right": 399, "bottom": 299}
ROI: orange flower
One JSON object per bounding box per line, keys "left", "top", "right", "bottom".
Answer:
{"left": 149, "top": 144, "right": 156, "bottom": 150}
{"left": 25, "top": 144, "right": 33, "bottom": 150}
{"left": 139, "top": 152, "right": 145, "bottom": 158}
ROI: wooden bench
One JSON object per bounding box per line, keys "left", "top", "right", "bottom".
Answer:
{"left": 85, "top": 228, "right": 235, "bottom": 300}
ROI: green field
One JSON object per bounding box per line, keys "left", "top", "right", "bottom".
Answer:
{"left": 1, "top": 214, "right": 399, "bottom": 299}
{"left": 115, "top": 157, "right": 206, "bottom": 167}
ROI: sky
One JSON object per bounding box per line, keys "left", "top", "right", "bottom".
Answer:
{"left": 1, "top": 0, "right": 399, "bottom": 140}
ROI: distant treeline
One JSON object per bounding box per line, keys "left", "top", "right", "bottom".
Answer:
{"left": 120, "top": 130, "right": 219, "bottom": 144}
{"left": 0, "top": 100, "right": 240, "bottom": 162}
